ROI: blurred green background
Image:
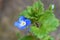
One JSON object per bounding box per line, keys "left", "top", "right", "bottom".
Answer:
{"left": 0, "top": 0, "right": 60, "bottom": 40}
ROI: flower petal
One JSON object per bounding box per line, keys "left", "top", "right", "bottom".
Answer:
{"left": 25, "top": 19, "right": 31, "bottom": 26}
{"left": 14, "top": 21, "right": 19, "bottom": 27}
{"left": 14, "top": 21, "right": 27, "bottom": 30}
{"left": 18, "top": 16, "right": 25, "bottom": 22}
{"left": 19, "top": 25, "right": 27, "bottom": 30}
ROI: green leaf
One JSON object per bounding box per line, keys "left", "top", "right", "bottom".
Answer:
{"left": 30, "top": 26, "right": 47, "bottom": 39}
{"left": 16, "top": 32, "right": 21, "bottom": 39}
{"left": 30, "top": 5, "right": 59, "bottom": 40}
{"left": 39, "top": 10, "right": 59, "bottom": 32}
{"left": 19, "top": 10, "right": 31, "bottom": 18}
{"left": 42, "top": 36, "right": 54, "bottom": 40}
{"left": 19, "top": 35, "right": 37, "bottom": 40}
{"left": 32, "top": 1, "right": 44, "bottom": 17}
{"left": 33, "top": 1, "right": 44, "bottom": 12}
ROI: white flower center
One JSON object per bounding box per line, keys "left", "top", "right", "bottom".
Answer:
{"left": 20, "top": 21, "right": 26, "bottom": 26}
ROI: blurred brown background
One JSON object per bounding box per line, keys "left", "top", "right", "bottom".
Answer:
{"left": 0, "top": 0, "right": 60, "bottom": 40}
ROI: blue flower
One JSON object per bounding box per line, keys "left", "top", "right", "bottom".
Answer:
{"left": 14, "top": 16, "right": 31, "bottom": 30}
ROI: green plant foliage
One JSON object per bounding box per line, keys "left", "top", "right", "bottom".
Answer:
{"left": 19, "top": 35, "right": 37, "bottom": 40}
{"left": 16, "top": 32, "right": 21, "bottom": 39}
{"left": 42, "top": 36, "right": 54, "bottom": 40}
{"left": 18, "top": 0, "right": 59, "bottom": 40}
